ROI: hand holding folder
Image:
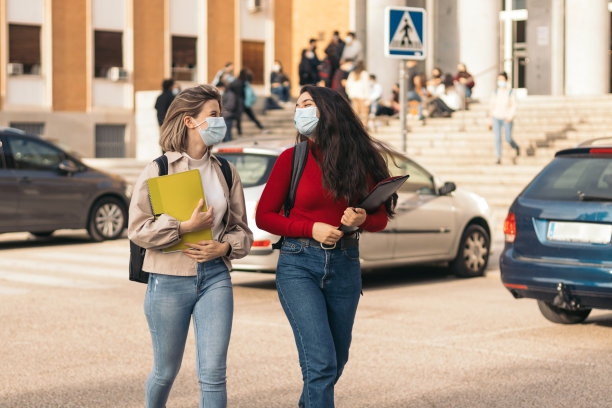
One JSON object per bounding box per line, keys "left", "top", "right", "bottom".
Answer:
{"left": 339, "top": 175, "right": 410, "bottom": 232}
{"left": 147, "top": 169, "right": 213, "bottom": 252}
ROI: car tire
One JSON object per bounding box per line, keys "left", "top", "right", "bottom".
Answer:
{"left": 537, "top": 300, "right": 591, "bottom": 324}
{"left": 87, "top": 196, "right": 127, "bottom": 242}
{"left": 450, "top": 224, "right": 490, "bottom": 278}
{"left": 30, "top": 231, "right": 55, "bottom": 238}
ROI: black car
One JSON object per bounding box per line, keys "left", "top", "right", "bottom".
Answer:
{"left": 0, "top": 127, "right": 130, "bottom": 241}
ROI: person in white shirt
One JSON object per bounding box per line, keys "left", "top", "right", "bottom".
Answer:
{"left": 340, "top": 32, "right": 363, "bottom": 63}
{"left": 426, "top": 74, "right": 462, "bottom": 118}
{"left": 345, "top": 61, "right": 370, "bottom": 126}
{"left": 489, "top": 71, "right": 519, "bottom": 164}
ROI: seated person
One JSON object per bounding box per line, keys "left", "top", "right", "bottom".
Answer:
{"left": 270, "top": 60, "right": 291, "bottom": 103}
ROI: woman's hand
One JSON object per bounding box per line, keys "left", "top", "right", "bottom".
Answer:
{"left": 341, "top": 207, "right": 366, "bottom": 228}
{"left": 312, "top": 222, "right": 344, "bottom": 245}
{"left": 182, "top": 240, "right": 229, "bottom": 263}
{"left": 179, "top": 199, "right": 214, "bottom": 234}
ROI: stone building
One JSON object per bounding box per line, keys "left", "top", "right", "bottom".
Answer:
{"left": 0, "top": 0, "right": 610, "bottom": 158}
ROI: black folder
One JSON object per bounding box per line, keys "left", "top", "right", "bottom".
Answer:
{"left": 339, "top": 175, "right": 410, "bottom": 232}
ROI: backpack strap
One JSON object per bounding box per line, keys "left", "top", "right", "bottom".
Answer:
{"left": 216, "top": 156, "right": 233, "bottom": 192}
{"left": 284, "top": 140, "right": 309, "bottom": 217}
{"left": 153, "top": 154, "right": 168, "bottom": 176}
{"left": 272, "top": 141, "right": 309, "bottom": 250}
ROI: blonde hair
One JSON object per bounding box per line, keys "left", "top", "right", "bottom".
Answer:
{"left": 159, "top": 84, "right": 223, "bottom": 153}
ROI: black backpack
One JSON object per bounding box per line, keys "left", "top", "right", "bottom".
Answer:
{"left": 272, "top": 141, "right": 309, "bottom": 249}
{"left": 129, "top": 154, "right": 233, "bottom": 284}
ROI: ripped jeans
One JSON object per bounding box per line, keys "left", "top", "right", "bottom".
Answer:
{"left": 144, "top": 258, "right": 233, "bottom": 408}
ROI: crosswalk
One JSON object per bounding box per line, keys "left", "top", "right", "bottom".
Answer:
{"left": 0, "top": 235, "right": 130, "bottom": 293}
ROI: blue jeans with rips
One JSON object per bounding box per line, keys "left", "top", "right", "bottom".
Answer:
{"left": 276, "top": 238, "right": 362, "bottom": 408}
{"left": 144, "top": 257, "right": 233, "bottom": 408}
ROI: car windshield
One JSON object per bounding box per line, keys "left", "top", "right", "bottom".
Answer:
{"left": 215, "top": 152, "right": 277, "bottom": 188}
{"left": 522, "top": 156, "right": 612, "bottom": 201}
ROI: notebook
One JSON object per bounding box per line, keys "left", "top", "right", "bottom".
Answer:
{"left": 339, "top": 175, "right": 410, "bottom": 232}
{"left": 147, "top": 169, "right": 213, "bottom": 253}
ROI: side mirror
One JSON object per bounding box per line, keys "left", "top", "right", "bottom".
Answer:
{"left": 58, "top": 160, "right": 79, "bottom": 174}
{"left": 439, "top": 181, "right": 456, "bottom": 195}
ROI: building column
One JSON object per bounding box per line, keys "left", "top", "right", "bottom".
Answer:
{"left": 457, "top": 0, "right": 500, "bottom": 100}
{"left": 550, "top": 0, "right": 564, "bottom": 95}
{"left": 564, "top": 0, "right": 610, "bottom": 95}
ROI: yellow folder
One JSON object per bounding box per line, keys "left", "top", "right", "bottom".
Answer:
{"left": 147, "top": 169, "right": 213, "bottom": 253}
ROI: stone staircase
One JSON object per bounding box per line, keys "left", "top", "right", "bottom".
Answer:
{"left": 372, "top": 94, "right": 612, "bottom": 245}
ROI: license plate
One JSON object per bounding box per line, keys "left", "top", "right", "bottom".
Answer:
{"left": 547, "top": 221, "right": 612, "bottom": 245}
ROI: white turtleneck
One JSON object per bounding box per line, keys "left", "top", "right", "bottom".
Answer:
{"left": 183, "top": 150, "right": 228, "bottom": 241}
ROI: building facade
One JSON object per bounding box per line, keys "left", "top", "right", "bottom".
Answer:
{"left": 1, "top": 0, "right": 610, "bottom": 158}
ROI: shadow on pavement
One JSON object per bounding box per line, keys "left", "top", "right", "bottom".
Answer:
{"left": 0, "top": 235, "right": 95, "bottom": 250}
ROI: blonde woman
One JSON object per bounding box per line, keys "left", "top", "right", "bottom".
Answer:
{"left": 128, "top": 85, "right": 253, "bottom": 408}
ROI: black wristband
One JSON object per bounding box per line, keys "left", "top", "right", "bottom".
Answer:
{"left": 225, "top": 244, "right": 232, "bottom": 257}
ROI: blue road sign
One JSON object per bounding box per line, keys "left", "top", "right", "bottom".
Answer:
{"left": 384, "top": 6, "right": 426, "bottom": 60}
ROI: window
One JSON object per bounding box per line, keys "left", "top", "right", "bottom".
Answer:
{"left": 215, "top": 153, "right": 276, "bottom": 188}
{"left": 172, "top": 36, "right": 197, "bottom": 81}
{"left": 95, "top": 124, "right": 126, "bottom": 158}
{"left": 94, "top": 30, "right": 123, "bottom": 78}
{"left": 5, "top": 137, "right": 63, "bottom": 171}
{"left": 9, "top": 122, "right": 45, "bottom": 136}
{"left": 388, "top": 156, "right": 435, "bottom": 195}
{"left": 523, "top": 156, "right": 612, "bottom": 201}
{"left": 8, "top": 24, "right": 41, "bottom": 75}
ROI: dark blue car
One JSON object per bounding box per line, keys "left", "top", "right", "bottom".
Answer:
{"left": 500, "top": 138, "right": 612, "bottom": 324}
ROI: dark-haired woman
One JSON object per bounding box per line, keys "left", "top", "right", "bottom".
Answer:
{"left": 230, "top": 68, "right": 264, "bottom": 135}
{"left": 255, "top": 85, "right": 397, "bottom": 408}
{"left": 128, "top": 84, "right": 253, "bottom": 408}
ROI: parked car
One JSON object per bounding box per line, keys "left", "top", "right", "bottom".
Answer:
{"left": 501, "top": 137, "right": 612, "bottom": 324}
{"left": 213, "top": 136, "right": 493, "bottom": 277}
{"left": 0, "top": 127, "right": 131, "bottom": 241}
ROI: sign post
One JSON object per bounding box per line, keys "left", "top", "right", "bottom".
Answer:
{"left": 384, "top": 6, "right": 426, "bottom": 153}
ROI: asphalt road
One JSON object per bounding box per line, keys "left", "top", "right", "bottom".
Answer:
{"left": 1, "top": 231, "right": 611, "bottom": 408}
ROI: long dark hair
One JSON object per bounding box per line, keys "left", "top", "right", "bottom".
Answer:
{"left": 298, "top": 85, "right": 397, "bottom": 217}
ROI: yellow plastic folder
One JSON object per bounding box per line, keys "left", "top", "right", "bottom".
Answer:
{"left": 147, "top": 169, "right": 212, "bottom": 253}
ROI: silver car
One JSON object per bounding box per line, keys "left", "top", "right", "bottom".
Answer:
{"left": 213, "top": 136, "right": 493, "bottom": 277}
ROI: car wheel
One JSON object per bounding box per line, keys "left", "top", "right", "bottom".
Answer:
{"left": 87, "top": 196, "right": 126, "bottom": 242}
{"left": 30, "top": 231, "right": 55, "bottom": 238}
{"left": 537, "top": 300, "right": 591, "bottom": 324}
{"left": 451, "top": 224, "right": 490, "bottom": 278}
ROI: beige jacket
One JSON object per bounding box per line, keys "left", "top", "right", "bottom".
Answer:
{"left": 128, "top": 151, "right": 253, "bottom": 276}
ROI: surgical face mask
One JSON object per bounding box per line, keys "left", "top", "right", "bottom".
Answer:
{"left": 273, "top": 64, "right": 281, "bottom": 72}
{"left": 294, "top": 106, "right": 319, "bottom": 136}
{"left": 497, "top": 80, "right": 507, "bottom": 88}
{"left": 305, "top": 51, "right": 315, "bottom": 59}
{"left": 172, "top": 88, "right": 179, "bottom": 96}
{"left": 194, "top": 117, "right": 227, "bottom": 146}
{"left": 346, "top": 36, "right": 353, "bottom": 44}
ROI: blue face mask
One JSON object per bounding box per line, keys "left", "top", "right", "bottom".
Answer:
{"left": 294, "top": 106, "right": 319, "bottom": 136}
{"left": 497, "top": 80, "right": 507, "bottom": 88}
{"left": 195, "top": 117, "right": 227, "bottom": 146}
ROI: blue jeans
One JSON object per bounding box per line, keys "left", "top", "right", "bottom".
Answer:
{"left": 406, "top": 90, "right": 424, "bottom": 119}
{"left": 271, "top": 85, "right": 290, "bottom": 102}
{"left": 492, "top": 117, "right": 518, "bottom": 159}
{"left": 144, "top": 258, "right": 233, "bottom": 408}
{"left": 276, "top": 238, "right": 362, "bottom": 408}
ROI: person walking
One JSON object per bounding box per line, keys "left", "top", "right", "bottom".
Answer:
{"left": 230, "top": 68, "right": 264, "bottom": 135}
{"left": 489, "top": 71, "right": 519, "bottom": 164}
{"left": 128, "top": 84, "right": 253, "bottom": 408}
{"left": 216, "top": 77, "right": 239, "bottom": 142}
{"left": 212, "top": 62, "right": 235, "bottom": 87}
{"left": 154, "top": 78, "right": 179, "bottom": 127}
{"left": 255, "top": 85, "right": 397, "bottom": 408}
{"left": 345, "top": 60, "right": 370, "bottom": 127}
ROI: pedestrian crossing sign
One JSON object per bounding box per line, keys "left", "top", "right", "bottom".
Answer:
{"left": 384, "top": 6, "right": 426, "bottom": 60}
